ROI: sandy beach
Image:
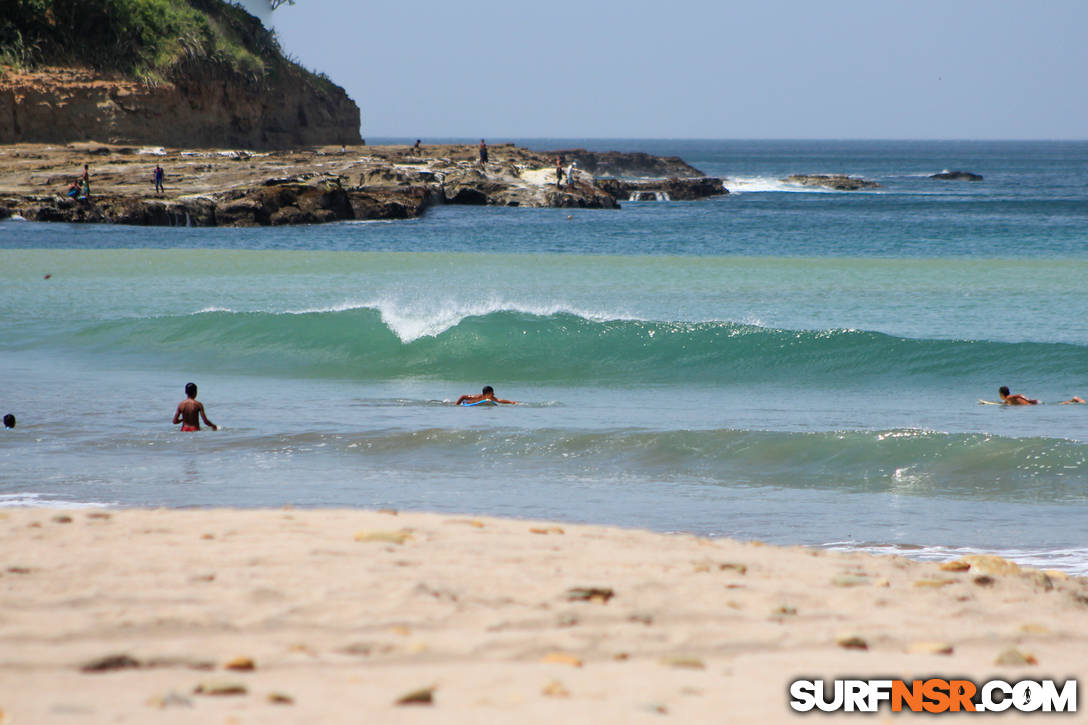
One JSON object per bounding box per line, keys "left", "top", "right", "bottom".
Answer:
{"left": 0, "top": 507, "right": 1084, "bottom": 723}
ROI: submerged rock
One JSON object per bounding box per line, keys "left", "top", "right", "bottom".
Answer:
{"left": 544, "top": 149, "right": 705, "bottom": 178}
{"left": 785, "top": 174, "right": 881, "bottom": 191}
{"left": 930, "top": 170, "right": 983, "bottom": 181}
{"left": 596, "top": 177, "right": 727, "bottom": 202}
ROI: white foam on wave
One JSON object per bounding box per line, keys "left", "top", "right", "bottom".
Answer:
{"left": 271, "top": 297, "right": 636, "bottom": 342}
{"left": 0, "top": 493, "right": 112, "bottom": 509}
{"left": 370, "top": 297, "right": 637, "bottom": 342}
{"left": 724, "top": 176, "right": 831, "bottom": 193}
{"left": 182, "top": 300, "right": 768, "bottom": 343}
{"left": 822, "top": 541, "right": 1088, "bottom": 577}
{"left": 186, "top": 300, "right": 634, "bottom": 335}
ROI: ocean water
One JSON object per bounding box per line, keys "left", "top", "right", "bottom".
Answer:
{"left": 2, "top": 140, "right": 1087, "bottom": 573}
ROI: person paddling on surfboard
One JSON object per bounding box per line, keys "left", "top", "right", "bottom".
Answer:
{"left": 456, "top": 385, "right": 517, "bottom": 406}
{"left": 1060, "top": 396, "right": 1086, "bottom": 404}
{"left": 998, "top": 385, "right": 1038, "bottom": 406}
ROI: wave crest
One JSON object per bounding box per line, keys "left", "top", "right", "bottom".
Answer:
{"left": 68, "top": 307, "right": 1088, "bottom": 383}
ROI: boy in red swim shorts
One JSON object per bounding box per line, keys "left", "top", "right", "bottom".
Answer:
{"left": 173, "top": 382, "right": 218, "bottom": 431}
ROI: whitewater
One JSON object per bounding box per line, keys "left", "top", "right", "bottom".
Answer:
{"left": 2, "top": 139, "right": 1087, "bottom": 573}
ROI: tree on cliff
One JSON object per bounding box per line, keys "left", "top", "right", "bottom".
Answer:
{"left": 0, "top": 0, "right": 285, "bottom": 84}
{"left": 0, "top": 0, "right": 362, "bottom": 148}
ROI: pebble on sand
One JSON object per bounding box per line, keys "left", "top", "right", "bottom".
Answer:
{"left": 994, "top": 648, "right": 1037, "bottom": 666}
{"left": 446, "top": 518, "right": 485, "bottom": 528}
{"left": 354, "top": 530, "right": 413, "bottom": 544}
{"left": 939, "top": 560, "right": 971, "bottom": 572}
{"left": 267, "top": 692, "right": 294, "bottom": 705}
{"left": 961, "top": 555, "right": 1021, "bottom": 576}
{"left": 836, "top": 635, "right": 869, "bottom": 650}
{"left": 193, "top": 681, "right": 248, "bottom": 696}
{"left": 223, "top": 656, "right": 256, "bottom": 671}
{"left": 565, "top": 587, "right": 614, "bottom": 604}
{"left": 80, "top": 654, "right": 141, "bottom": 672}
{"left": 395, "top": 686, "right": 435, "bottom": 706}
{"left": 541, "top": 680, "right": 570, "bottom": 697}
{"left": 659, "top": 656, "right": 705, "bottom": 669}
{"left": 529, "top": 526, "right": 565, "bottom": 535}
{"left": 906, "top": 641, "right": 954, "bottom": 655}
{"left": 540, "top": 652, "right": 583, "bottom": 667}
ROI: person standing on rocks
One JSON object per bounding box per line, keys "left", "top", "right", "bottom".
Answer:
{"left": 81, "top": 163, "right": 91, "bottom": 198}
{"left": 153, "top": 164, "right": 165, "bottom": 195}
{"left": 555, "top": 157, "right": 564, "bottom": 188}
{"left": 479, "top": 139, "right": 489, "bottom": 164}
{"left": 567, "top": 160, "right": 578, "bottom": 187}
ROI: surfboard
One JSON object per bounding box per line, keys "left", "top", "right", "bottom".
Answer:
{"left": 978, "top": 399, "right": 1004, "bottom": 405}
{"left": 460, "top": 399, "right": 498, "bottom": 407}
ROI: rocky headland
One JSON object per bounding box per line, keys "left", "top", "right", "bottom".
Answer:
{"left": 784, "top": 174, "right": 882, "bottom": 191}
{"left": 0, "top": 2, "right": 727, "bottom": 227}
{"left": 0, "top": 142, "right": 727, "bottom": 226}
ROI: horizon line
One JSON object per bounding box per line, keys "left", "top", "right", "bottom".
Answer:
{"left": 362, "top": 136, "right": 1088, "bottom": 143}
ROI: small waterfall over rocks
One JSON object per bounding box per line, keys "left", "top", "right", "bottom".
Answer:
{"left": 628, "top": 191, "right": 671, "bottom": 202}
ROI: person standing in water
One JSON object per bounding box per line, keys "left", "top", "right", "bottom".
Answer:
{"left": 173, "top": 382, "right": 218, "bottom": 431}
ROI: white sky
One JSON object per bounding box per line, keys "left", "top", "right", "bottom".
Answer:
{"left": 253, "top": 0, "right": 1088, "bottom": 140}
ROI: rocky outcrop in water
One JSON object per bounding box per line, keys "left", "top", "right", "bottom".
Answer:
{"left": 0, "top": 143, "right": 625, "bottom": 226}
{"left": 930, "top": 170, "right": 983, "bottom": 181}
{"left": 596, "top": 177, "right": 727, "bottom": 201}
{"left": 785, "top": 174, "right": 881, "bottom": 191}
{"left": 544, "top": 149, "right": 705, "bottom": 178}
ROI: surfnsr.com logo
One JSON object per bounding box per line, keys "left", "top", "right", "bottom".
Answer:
{"left": 789, "top": 678, "right": 1077, "bottom": 713}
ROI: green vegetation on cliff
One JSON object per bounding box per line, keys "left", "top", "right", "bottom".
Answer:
{"left": 0, "top": 0, "right": 308, "bottom": 85}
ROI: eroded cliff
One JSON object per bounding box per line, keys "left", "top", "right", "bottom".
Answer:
{"left": 0, "top": 0, "right": 361, "bottom": 148}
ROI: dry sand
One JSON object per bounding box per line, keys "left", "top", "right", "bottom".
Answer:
{"left": 1, "top": 507, "right": 1085, "bottom": 723}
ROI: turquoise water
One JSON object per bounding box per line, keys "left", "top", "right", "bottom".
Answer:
{"left": 2, "top": 140, "right": 1087, "bottom": 572}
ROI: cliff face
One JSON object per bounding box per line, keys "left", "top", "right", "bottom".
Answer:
{"left": 0, "top": 0, "right": 361, "bottom": 149}
{"left": 0, "top": 65, "right": 361, "bottom": 149}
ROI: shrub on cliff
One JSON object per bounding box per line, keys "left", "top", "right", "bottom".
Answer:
{"left": 0, "top": 0, "right": 291, "bottom": 85}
